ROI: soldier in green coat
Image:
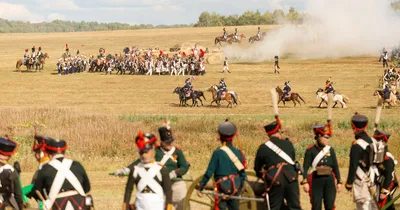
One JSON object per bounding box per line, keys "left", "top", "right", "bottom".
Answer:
{"left": 196, "top": 119, "right": 247, "bottom": 210}
{"left": 254, "top": 116, "right": 301, "bottom": 210}
{"left": 301, "top": 123, "right": 342, "bottom": 210}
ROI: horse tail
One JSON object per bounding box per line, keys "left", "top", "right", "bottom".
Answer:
{"left": 342, "top": 95, "right": 350, "bottom": 103}
{"left": 297, "top": 94, "right": 306, "bottom": 104}
{"left": 231, "top": 94, "right": 238, "bottom": 105}
{"left": 201, "top": 91, "right": 207, "bottom": 101}
{"left": 215, "top": 37, "right": 218, "bottom": 45}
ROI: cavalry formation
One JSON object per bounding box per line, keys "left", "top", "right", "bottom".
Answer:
{"left": 16, "top": 46, "right": 49, "bottom": 72}
{"left": 214, "top": 26, "right": 267, "bottom": 45}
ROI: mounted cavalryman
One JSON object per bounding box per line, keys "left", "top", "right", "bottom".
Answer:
{"left": 123, "top": 131, "right": 173, "bottom": 210}
{"left": 23, "top": 49, "right": 29, "bottom": 65}
{"left": 0, "top": 136, "right": 23, "bottom": 210}
{"left": 254, "top": 116, "right": 302, "bottom": 210}
{"left": 32, "top": 139, "right": 93, "bottom": 210}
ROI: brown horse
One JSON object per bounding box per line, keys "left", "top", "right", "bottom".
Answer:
{"left": 16, "top": 58, "right": 34, "bottom": 72}
{"left": 35, "top": 53, "right": 49, "bottom": 71}
{"left": 207, "top": 85, "right": 234, "bottom": 108}
{"left": 373, "top": 89, "right": 397, "bottom": 109}
{"left": 249, "top": 32, "right": 267, "bottom": 43}
{"left": 227, "top": 34, "right": 246, "bottom": 44}
{"left": 215, "top": 34, "right": 235, "bottom": 46}
{"left": 276, "top": 86, "right": 306, "bottom": 107}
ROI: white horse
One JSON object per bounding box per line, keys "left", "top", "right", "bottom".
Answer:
{"left": 316, "top": 88, "right": 349, "bottom": 108}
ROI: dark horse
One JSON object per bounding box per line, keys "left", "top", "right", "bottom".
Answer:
{"left": 173, "top": 87, "right": 206, "bottom": 107}
{"left": 248, "top": 32, "right": 267, "bottom": 43}
{"left": 276, "top": 86, "right": 306, "bottom": 107}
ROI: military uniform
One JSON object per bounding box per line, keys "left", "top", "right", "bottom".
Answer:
{"left": 345, "top": 113, "right": 378, "bottom": 210}
{"left": 325, "top": 78, "right": 335, "bottom": 94}
{"left": 274, "top": 55, "right": 280, "bottom": 74}
{"left": 254, "top": 117, "right": 301, "bottom": 210}
{"left": 222, "top": 58, "right": 230, "bottom": 73}
{"left": 32, "top": 139, "right": 92, "bottom": 210}
{"left": 281, "top": 82, "right": 291, "bottom": 101}
{"left": 23, "top": 49, "right": 29, "bottom": 65}
{"left": 123, "top": 132, "right": 172, "bottom": 210}
{"left": 198, "top": 120, "right": 246, "bottom": 210}
{"left": 0, "top": 137, "right": 23, "bottom": 210}
{"left": 301, "top": 124, "right": 342, "bottom": 210}
{"left": 373, "top": 130, "right": 398, "bottom": 210}
{"left": 217, "top": 79, "right": 228, "bottom": 100}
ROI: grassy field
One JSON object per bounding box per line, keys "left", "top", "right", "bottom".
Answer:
{"left": 1, "top": 26, "right": 399, "bottom": 209}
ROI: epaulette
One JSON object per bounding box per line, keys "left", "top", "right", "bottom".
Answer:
{"left": 306, "top": 144, "right": 315, "bottom": 150}
{"left": 173, "top": 144, "right": 181, "bottom": 150}
{"left": 385, "top": 155, "right": 390, "bottom": 161}
{"left": 352, "top": 141, "right": 357, "bottom": 145}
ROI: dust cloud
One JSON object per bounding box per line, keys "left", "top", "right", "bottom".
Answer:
{"left": 223, "top": 0, "right": 400, "bottom": 62}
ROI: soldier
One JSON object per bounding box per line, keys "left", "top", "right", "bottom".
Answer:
{"left": 274, "top": 55, "right": 280, "bottom": 74}
{"left": 301, "top": 123, "right": 342, "bottom": 210}
{"left": 32, "top": 139, "right": 92, "bottom": 210}
{"left": 254, "top": 116, "right": 301, "bottom": 210}
{"left": 65, "top": 44, "right": 71, "bottom": 58}
{"left": 123, "top": 131, "right": 172, "bottom": 210}
{"left": 345, "top": 113, "right": 378, "bottom": 210}
{"left": 222, "top": 28, "right": 228, "bottom": 40}
{"left": 280, "top": 81, "right": 291, "bottom": 102}
{"left": 373, "top": 130, "right": 398, "bottom": 210}
{"left": 0, "top": 136, "right": 23, "bottom": 210}
{"left": 196, "top": 119, "right": 246, "bottom": 210}
{"left": 222, "top": 57, "right": 230, "bottom": 73}
{"left": 257, "top": 26, "right": 261, "bottom": 40}
{"left": 233, "top": 28, "right": 238, "bottom": 41}
{"left": 37, "top": 47, "right": 43, "bottom": 58}
{"left": 217, "top": 78, "right": 228, "bottom": 101}
{"left": 379, "top": 50, "right": 389, "bottom": 68}
{"left": 325, "top": 77, "right": 335, "bottom": 94}
{"left": 23, "top": 49, "right": 29, "bottom": 65}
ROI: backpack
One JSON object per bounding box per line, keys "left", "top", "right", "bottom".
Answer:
{"left": 369, "top": 140, "right": 388, "bottom": 165}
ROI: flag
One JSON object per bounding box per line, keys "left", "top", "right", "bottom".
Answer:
{"left": 199, "top": 49, "right": 205, "bottom": 57}
{"left": 159, "top": 50, "right": 163, "bottom": 56}
{"left": 182, "top": 52, "right": 186, "bottom": 57}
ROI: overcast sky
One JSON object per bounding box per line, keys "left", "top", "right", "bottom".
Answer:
{"left": 0, "top": 0, "right": 305, "bottom": 25}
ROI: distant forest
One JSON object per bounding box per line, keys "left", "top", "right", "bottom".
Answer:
{"left": 0, "top": 3, "right": 399, "bottom": 33}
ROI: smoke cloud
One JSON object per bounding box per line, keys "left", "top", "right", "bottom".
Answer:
{"left": 223, "top": 0, "right": 400, "bottom": 61}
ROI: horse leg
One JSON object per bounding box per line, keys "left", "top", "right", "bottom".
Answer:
{"left": 333, "top": 102, "right": 337, "bottom": 108}
{"left": 293, "top": 99, "right": 296, "bottom": 107}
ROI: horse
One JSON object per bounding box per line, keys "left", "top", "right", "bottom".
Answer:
{"left": 276, "top": 86, "right": 306, "bottom": 107}
{"left": 315, "top": 88, "right": 349, "bottom": 108}
{"left": 207, "top": 85, "right": 236, "bottom": 108}
{"left": 227, "top": 34, "right": 246, "bottom": 44}
{"left": 215, "top": 34, "right": 234, "bottom": 46}
{"left": 173, "top": 87, "right": 206, "bottom": 107}
{"left": 248, "top": 32, "right": 267, "bottom": 44}
{"left": 373, "top": 89, "right": 397, "bottom": 108}
{"left": 15, "top": 58, "right": 34, "bottom": 72}
{"left": 35, "top": 53, "right": 49, "bottom": 71}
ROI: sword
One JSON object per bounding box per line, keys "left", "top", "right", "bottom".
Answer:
{"left": 265, "top": 193, "right": 271, "bottom": 210}
{"left": 200, "top": 190, "right": 264, "bottom": 202}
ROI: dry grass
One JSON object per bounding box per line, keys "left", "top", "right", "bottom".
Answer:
{"left": 0, "top": 26, "right": 399, "bottom": 209}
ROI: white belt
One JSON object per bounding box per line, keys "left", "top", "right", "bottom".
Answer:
{"left": 56, "top": 190, "right": 79, "bottom": 198}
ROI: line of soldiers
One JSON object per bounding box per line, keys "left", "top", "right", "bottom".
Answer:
{"left": 23, "top": 46, "right": 44, "bottom": 65}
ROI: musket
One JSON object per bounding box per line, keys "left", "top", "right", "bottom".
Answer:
{"left": 200, "top": 190, "right": 264, "bottom": 202}
{"left": 108, "top": 172, "right": 193, "bottom": 182}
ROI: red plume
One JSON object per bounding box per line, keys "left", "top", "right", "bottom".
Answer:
{"left": 66, "top": 44, "right": 68, "bottom": 48}
{"left": 199, "top": 49, "right": 205, "bottom": 57}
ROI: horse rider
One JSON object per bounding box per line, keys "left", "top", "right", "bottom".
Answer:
{"left": 123, "top": 131, "right": 173, "bottom": 210}
{"left": 196, "top": 119, "right": 247, "bottom": 210}
{"left": 301, "top": 123, "right": 342, "bottom": 210}
{"left": 184, "top": 77, "right": 192, "bottom": 91}
{"left": 345, "top": 113, "right": 378, "bottom": 210}
{"left": 280, "top": 81, "right": 291, "bottom": 102}
{"left": 383, "top": 83, "right": 391, "bottom": 100}
{"left": 372, "top": 129, "right": 398, "bottom": 210}
{"left": 254, "top": 116, "right": 301, "bottom": 210}
{"left": 233, "top": 28, "right": 238, "bottom": 41}
{"left": 257, "top": 26, "right": 261, "bottom": 40}
{"left": 325, "top": 78, "right": 335, "bottom": 94}
{"left": 217, "top": 78, "right": 227, "bottom": 100}
{"left": 32, "top": 139, "right": 93, "bottom": 210}
{"left": 0, "top": 136, "right": 23, "bottom": 210}
{"left": 37, "top": 47, "right": 42, "bottom": 57}
{"left": 23, "top": 49, "right": 29, "bottom": 65}
{"left": 222, "top": 28, "right": 228, "bottom": 41}
{"left": 379, "top": 49, "right": 389, "bottom": 68}
{"left": 31, "top": 46, "right": 36, "bottom": 63}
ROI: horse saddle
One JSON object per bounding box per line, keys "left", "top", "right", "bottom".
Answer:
{"left": 285, "top": 93, "right": 291, "bottom": 98}
{"left": 185, "top": 91, "right": 192, "bottom": 97}
{"left": 221, "top": 92, "right": 226, "bottom": 98}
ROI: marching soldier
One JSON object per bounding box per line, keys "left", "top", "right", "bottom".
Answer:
{"left": 32, "top": 139, "right": 93, "bottom": 210}
{"left": 274, "top": 55, "right": 280, "bottom": 74}
{"left": 123, "top": 131, "right": 172, "bottom": 210}
{"left": 373, "top": 129, "right": 398, "bottom": 210}
{"left": 0, "top": 136, "right": 23, "bottom": 210}
{"left": 222, "top": 57, "right": 231, "bottom": 73}
{"left": 301, "top": 123, "right": 342, "bottom": 210}
{"left": 254, "top": 116, "right": 301, "bottom": 210}
{"left": 196, "top": 119, "right": 246, "bottom": 210}
{"left": 345, "top": 113, "right": 378, "bottom": 210}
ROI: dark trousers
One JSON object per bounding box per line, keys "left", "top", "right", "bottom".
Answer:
{"left": 268, "top": 176, "right": 301, "bottom": 210}
{"left": 383, "top": 59, "right": 388, "bottom": 67}
{"left": 52, "top": 194, "right": 86, "bottom": 210}
{"left": 216, "top": 193, "right": 239, "bottom": 210}
{"left": 309, "top": 172, "right": 336, "bottom": 210}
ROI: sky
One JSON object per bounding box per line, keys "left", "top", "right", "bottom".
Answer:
{"left": 0, "top": 0, "right": 305, "bottom": 25}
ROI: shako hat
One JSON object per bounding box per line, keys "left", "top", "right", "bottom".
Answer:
{"left": 38, "top": 47, "right": 41, "bottom": 51}
{"left": 351, "top": 112, "right": 368, "bottom": 130}
{"left": 218, "top": 119, "right": 237, "bottom": 141}
{"left": 136, "top": 131, "right": 157, "bottom": 154}
{"left": 373, "top": 129, "right": 390, "bottom": 142}
{"left": 158, "top": 121, "right": 174, "bottom": 143}
{"left": 0, "top": 136, "right": 17, "bottom": 157}
{"left": 264, "top": 116, "right": 281, "bottom": 135}
{"left": 312, "top": 124, "right": 332, "bottom": 138}
{"left": 33, "top": 135, "right": 55, "bottom": 152}
{"left": 45, "top": 139, "right": 67, "bottom": 153}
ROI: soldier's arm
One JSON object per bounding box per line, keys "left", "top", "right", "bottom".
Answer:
{"left": 175, "top": 149, "right": 189, "bottom": 177}
{"left": 254, "top": 146, "right": 265, "bottom": 179}
{"left": 382, "top": 158, "right": 395, "bottom": 191}
{"left": 302, "top": 148, "right": 312, "bottom": 181}
{"left": 12, "top": 171, "right": 23, "bottom": 210}
{"left": 31, "top": 168, "right": 45, "bottom": 201}
{"left": 76, "top": 162, "right": 91, "bottom": 193}
{"left": 331, "top": 148, "right": 342, "bottom": 184}
{"left": 238, "top": 151, "right": 247, "bottom": 190}
{"left": 199, "top": 151, "right": 219, "bottom": 188}
{"left": 123, "top": 166, "right": 136, "bottom": 210}
{"left": 346, "top": 144, "right": 363, "bottom": 186}
{"left": 161, "top": 167, "right": 173, "bottom": 210}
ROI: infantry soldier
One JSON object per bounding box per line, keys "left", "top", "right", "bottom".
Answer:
{"left": 196, "top": 119, "right": 246, "bottom": 210}
{"left": 373, "top": 129, "right": 398, "bottom": 210}
{"left": 274, "top": 55, "right": 280, "bottom": 74}
{"left": 254, "top": 116, "right": 301, "bottom": 210}
{"left": 301, "top": 123, "right": 342, "bottom": 210}
{"left": 123, "top": 131, "right": 172, "bottom": 210}
{"left": 0, "top": 136, "right": 23, "bottom": 210}
{"left": 222, "top": 57, "right": 230, "bottom": 73}
{"left": 345, "top": 113, "right": 378, "bottom": 210}
{"left": 32, "top": 139, "right": 93, "bottom": 210}
{"left": 65, "top": 44, "right": 71, "bottom": 58}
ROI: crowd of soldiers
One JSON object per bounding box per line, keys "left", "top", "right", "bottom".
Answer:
{"left": 378, "top": 49, "right": 400, "bottom": 102}
{"left": 22, "top": 46, "right": 48, "bottom": 70}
